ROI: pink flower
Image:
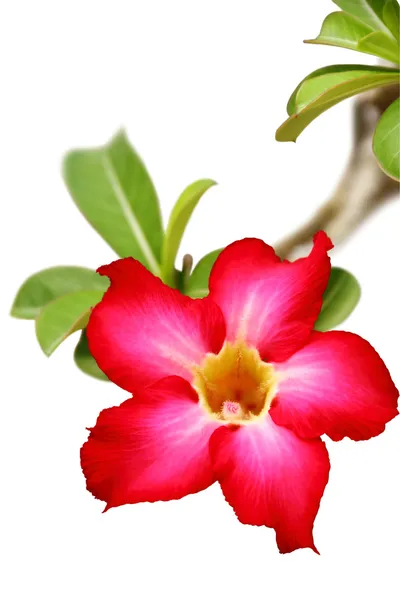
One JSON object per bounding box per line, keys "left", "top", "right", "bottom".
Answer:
{"left": 81, "top": 232, "right": 398, "bottom": 553}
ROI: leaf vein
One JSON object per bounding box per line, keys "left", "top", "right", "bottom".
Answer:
{"left": 101, "top": 153, "right": 161, "bottom": 276}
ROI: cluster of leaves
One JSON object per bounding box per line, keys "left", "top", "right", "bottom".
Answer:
{"left": 11, "top": 131, "right": 216, "bottom": 378}
{"left": 11, "top": 131, "right": 361, "bottom": 380}
{"left": 11, "top": 132, "right": 360, "bottom": 379}
{"left": 276, "top": 0, "right": 400, "bottom": 181}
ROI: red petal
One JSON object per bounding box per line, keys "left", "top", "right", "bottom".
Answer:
{"left": 87, "top": 258, "right": 226, "bottom": 393}
{"left": 208, "top": 232, "right": 332, "bottom": 362}
{"left": 81, "top": 377, "right": 220, "bottom": 510}
{"left": 210, "top": 416, "right": 330, "bottom": 554}
{"left": 271, "top": 331, "right": 399, "bottom": 441}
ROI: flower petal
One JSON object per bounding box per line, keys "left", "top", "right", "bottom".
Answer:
{"left": 81, "top": 377, "right": 220, "bottom": 510}
{"left": 208, "top": 232, "right": 333, "bottom": 362}
{"left": 271, "top": 331, "right": 399, "bottom": 441}
{"left": 87, "top": 258, "right": 226, "bottom": 392}
{"left": 210, "top": 416, "right": 330, "bottom": 554}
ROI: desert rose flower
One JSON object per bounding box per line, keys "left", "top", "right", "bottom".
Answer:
{"left": 81, "top": 232, "right": 398, "bottom": 554}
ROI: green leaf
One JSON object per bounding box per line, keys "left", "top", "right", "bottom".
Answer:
{"left": 293, "top": 66, "right": 398, "bottom": 112}
{"left": 74, "top": 329, "right": 109, "bottom": 381}
{"left": 383, "top": 0, "right": 400, "bottom": 41}
{"left": 333, "top": 0, "right": 395, "bottom": 37}
{"left": 185, "top": 248, "right": 222, "bottom": 298}
{"left": 373, "top": 97, "right": 400, "bottom": 180}
{"left": 287, "top": 80, "right": 305, "bottom": 116}
{"left": 315, "top": 267, "right": 361, "bottom": 332}
{"left": 304, "top": 10, "right": 399, "bottom": 61}
{"left": 161, "top": 179, "right": 217, "bottom": 287}
{"left": 35, "top": 290, "right": 105, "bottom": 356}
{"left": 358, "top": 30, "right": 400, "bottom": 61}
{"left": 11, "top": 266, "right": 108, "bottom": 319}
{"left": 276, "top": 65, "right": 400, "bottom": 142}
{"left": 286, "top": 65, "right": 345, "bottom": 116}
{"left": 63, "top": 130, "right": 164, "bottom": 275}
{"left": 305, "top": 11, "right": 373, "bottom": 52}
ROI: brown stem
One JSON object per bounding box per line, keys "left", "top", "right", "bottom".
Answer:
{"left": 181, "top": 253, "right": 193, "bottom": 289}
{"left": 276, "top": 83, "right": 400, "bottom": 260}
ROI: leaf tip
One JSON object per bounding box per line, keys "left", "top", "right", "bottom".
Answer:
{"left": 202, "top": 178, "right": 218, "bottom": 188}
{"left": 275, "top": 125, "right": 296, "bottom": 143}
{"left": 36, "top": 338, "right": 54, "bottom": 358}
{"left": 9, "top": 301, "right": 35, "bottom": 320}
{"left": 61, "top": 148, "right": 80, "bottom": 183}
{"left": 110, "top": 126, "right": 129, "bottom": 145}
{"left": 9, "top": 302, "right": 19, "bottom": 319}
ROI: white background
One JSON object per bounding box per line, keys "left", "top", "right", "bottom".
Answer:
{"left": 2, "top": 1, "right": 400, "bottom": 598}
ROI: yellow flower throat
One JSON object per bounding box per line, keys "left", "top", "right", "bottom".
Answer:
{"left": 193, "top": 341, "right": 278, "bottom": 425}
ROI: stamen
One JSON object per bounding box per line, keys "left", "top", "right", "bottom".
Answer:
{"left": 193, "top": 341, "right": 278, "bottom": 425}
{"left": 221, "top": 400, "right": 244, "bottom": 421}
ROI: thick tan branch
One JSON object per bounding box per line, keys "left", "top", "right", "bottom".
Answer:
{"left": 276, "top": 84, "right": 399, "bottom": 260}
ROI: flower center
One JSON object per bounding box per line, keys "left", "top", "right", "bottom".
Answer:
{"left": 193, "top": 341, "right": 277, "bottom": 424}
